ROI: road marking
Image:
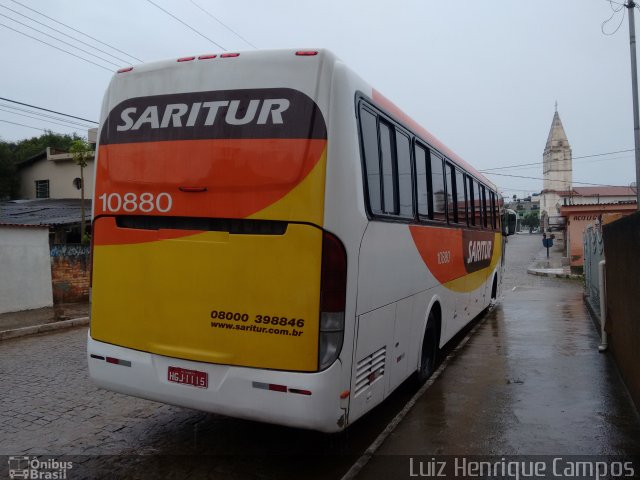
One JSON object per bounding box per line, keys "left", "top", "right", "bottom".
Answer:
{"left": 340, "top": 307, "right": 492, "bottom": 480}
{"left": 512, "top": 286, "right": 518, "bottom": 291}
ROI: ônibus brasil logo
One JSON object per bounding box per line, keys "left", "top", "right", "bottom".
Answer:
{"left": 8, "top": 457, "right": 73, "bottom": 479}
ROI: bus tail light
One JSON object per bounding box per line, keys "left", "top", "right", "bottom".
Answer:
{"left": 89, "top": 229, "right": 95, "bottom": 289}
{"left": 319, "top": 231, "right": 347, "bottom": 370}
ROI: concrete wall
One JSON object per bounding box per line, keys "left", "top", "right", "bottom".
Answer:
{"left": 19, "top": 158, "right": 94, "bottom": 200}
{"left": 603, "top": 211, "right": 640, "bottom": 412}
{"left": 0, "top": 226, "right": 53, "bottom": 313}
{"left": 50, "top": 244, "right": 91, "bottom": 304}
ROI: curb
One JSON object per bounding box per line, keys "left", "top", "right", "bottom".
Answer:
{"left": 527, "top": 267, "right": 582, "bottom": 280}
{"left": 0, "top": 316, "right": 89, "bottom": 342}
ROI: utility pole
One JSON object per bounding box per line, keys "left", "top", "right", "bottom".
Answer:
{"left": 627, "top": 1, "right": 640, "bottom": 208}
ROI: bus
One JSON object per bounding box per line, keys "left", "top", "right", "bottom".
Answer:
{"left": 88, "top": 49, "right": 513, "bottom": 433}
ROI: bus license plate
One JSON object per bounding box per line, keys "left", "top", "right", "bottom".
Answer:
{"left": 168, "top": 366, "right": 208, "bottom": 389}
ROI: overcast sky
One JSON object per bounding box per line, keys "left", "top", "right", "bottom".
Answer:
{"left": 0, "top": 0, "right": 637, "bottom": 197}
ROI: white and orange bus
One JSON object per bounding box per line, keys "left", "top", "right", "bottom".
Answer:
{"left": 88, "top": 49, "right": 513, "bottom": 433}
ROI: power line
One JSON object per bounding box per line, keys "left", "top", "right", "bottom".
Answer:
{"left": 0, "top": 21, "right": 113, "bottom": 71}
{"left": 8, "top": 0, "right": 142, "bottom": 63}
{"left": 602, "top": 0, "right": 627, "bottom": 36}
{"left": 481, "top": 171, "right": 621, "bottom": 187}
{"left": 483, "top": 154, "right": 634, "bottom": 173}
{"left": 0, "top": 118, "right": 69, "bottom": 135}
{"left": 0, "top": 13, "right": 121, "bottom": 68}
{"left": 479, "top": 148, "right": 635, "bottom": 172}
{"left": 144, "top": 0, "right": 226, "bottom": 51}
{"left": 189, "top": 0, "right": 256, "bottom": 49}
{"left": 0, "top": 97, "right": 97, "bottom": 124}
{"left": 0, "top": 103, "right": 94, "bottom": 129}
{"left": 0, "top": 4, "right": 135, "bottom": 65}
{"left": 0, "top": 107, "right": 92, "bottom": 130}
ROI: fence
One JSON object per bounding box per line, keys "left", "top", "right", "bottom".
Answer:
{"left": 602, "top": 212, "right": 640, "bottom": 412}
{"left": 583, "top": 223, "right": 604, "bottom": 319}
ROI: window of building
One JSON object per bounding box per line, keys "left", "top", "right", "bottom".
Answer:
{"left": 35, "top": 180, "right": 49, "bottom": 199}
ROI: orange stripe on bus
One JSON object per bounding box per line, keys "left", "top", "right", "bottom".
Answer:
{"left": 409, "top": 225, "right": 467, "bottom": 283}
{"left": 95, "top": 138, "right": 327, "bottom": 219}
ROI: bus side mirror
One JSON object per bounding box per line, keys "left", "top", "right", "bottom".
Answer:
{"left": 503, "top": 209, "right": 517, "bottom": 236}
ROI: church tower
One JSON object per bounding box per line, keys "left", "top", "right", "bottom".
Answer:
{"left": 541, "top": 106, "right": 572, "bottom": 221}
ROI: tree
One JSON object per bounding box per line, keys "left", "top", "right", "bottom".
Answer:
{"left": 70, "top": 139, "right": 92, "bottom": 244}
{"left": 0, "top": 142, "right": 19, "bottom": 199}
{"left": 0, "top": 131, "right": 82, "bottom": 200}
{"left": 522, "top": 212, "right": 540, "bottom": 229}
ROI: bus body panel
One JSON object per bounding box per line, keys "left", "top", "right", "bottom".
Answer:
{"left": 91, "top": 217, "right": 323, "bottom": 371}
{"left": 89, "top": 49, "right": 505, "bottom": 432}
{"left": 87, "top": 336, "right": 345, "bottom": 432}
{"left": 91, "top": 52, "right": 334, "bottom": 373}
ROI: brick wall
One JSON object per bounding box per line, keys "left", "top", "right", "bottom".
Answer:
{"left": 50, "top": 244, "right": 90, "bottom": 304}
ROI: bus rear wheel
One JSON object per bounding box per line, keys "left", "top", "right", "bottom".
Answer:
{"left": 417, "top": 312, "right": 438, "bottom": 384}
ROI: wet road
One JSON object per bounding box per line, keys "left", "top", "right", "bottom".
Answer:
{"left": 1, "top": 234, "right": 639, "bottom": 479}
{"left": 358, "top": 234, "right": 640, "bottom": 477}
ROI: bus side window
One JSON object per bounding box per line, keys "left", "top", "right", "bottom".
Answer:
{"left": 360, "top": 108, "right": 382, "bottom": 214}
{"left": 490, "top": 192, "right": 497, "bottom": 229}
{"left": 379, "top": 121, "right": 397, "bottom": 215}
{"left": 481, "top": 185, "right": 488, "bottom": 228}
{"left": 396, "top": 130, "right": 413, "bottom": 218}
{"left": 455, "top": 169, "right": 467, "bottom": 225}
{"left": 474, "top": 180, "right": 482, "bottom": 228}
{"left": 445, "top": 163, "right": 456, "bottom": 223}
{"left": 431, "top": 154, "right": 446, "bottom": 221}
{"left": 466, "top": 175, "right": 475, "bottom": 226}
{"left": 415, "top": 144, "right": 429, "bottom": 218}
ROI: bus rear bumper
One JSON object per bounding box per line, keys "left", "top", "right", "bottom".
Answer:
{"left": 87, "top": 336, "right": 346, "bottom": 433}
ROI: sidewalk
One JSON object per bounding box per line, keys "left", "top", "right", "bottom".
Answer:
{"left": 351, "top": 234, "right": 640, "bottom": 478}
{"left": 0, "top": 303, "right": 89, "bottom": 341}
{"left": 526, "top": 241, "right": 579, "bottom": 279}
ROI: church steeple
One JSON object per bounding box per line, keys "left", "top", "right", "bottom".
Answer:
{"left": 541, "top": 106, "right": 572, "bottom": 219}
{"left": 545, "top": 110, "right": 569, "bottom": 151}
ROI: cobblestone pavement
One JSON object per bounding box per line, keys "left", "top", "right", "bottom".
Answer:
{"left": 0, "top": 326, "right": 407, "bottom": 478}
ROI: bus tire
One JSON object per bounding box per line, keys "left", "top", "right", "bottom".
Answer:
{"left": 417, "top": 312, "right": 438, "bottom": 384}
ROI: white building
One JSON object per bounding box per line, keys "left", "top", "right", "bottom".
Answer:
{"left": 17, "top": 146, "right": 95, "bottom": 200}
{"left": 0, "top": 225, "right": 53, "bottom": 313}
